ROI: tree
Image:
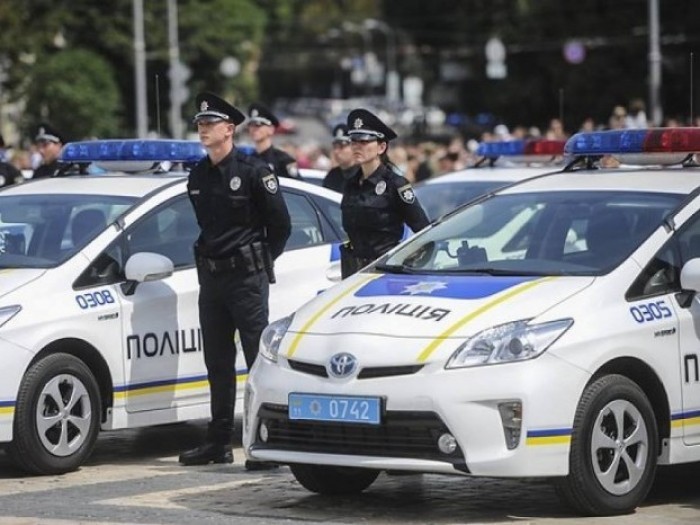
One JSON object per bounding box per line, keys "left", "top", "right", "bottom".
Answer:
{"left": 24, "top": 49, "right": 122, "bottom": 140}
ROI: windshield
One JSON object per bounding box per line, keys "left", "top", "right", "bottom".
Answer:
{"left": 414, "top": 180, "right": 509, "bottom": 220}
{"left": 381, "top": 191, "right": 682, "bottom": 276}
{"left": 0, "top": 194, "right": 136, "bottom": 268}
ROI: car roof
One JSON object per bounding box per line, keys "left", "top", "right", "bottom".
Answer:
{"left": 1, "top": 171, "right": 342, "bottom": 201}
{"left": 500, "top": 167, "right": 700, "bottom": 195}
{"left": 419, "top": 165, "right": 559, "bottom": 186}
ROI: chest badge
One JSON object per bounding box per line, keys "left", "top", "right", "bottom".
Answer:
{"left": 229, "top": 176, "right": 242, "bottom": 191}
{"left": 375, "top": 180, "right": 387, "bottom": 195}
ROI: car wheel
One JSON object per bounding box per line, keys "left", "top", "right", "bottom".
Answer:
{"left": 8, "top": 353, "right": 101, "bottom": 475}
{"left": 290, "top": 463, "right": 379, "bottom": 494}
{"left": 556, "top": 374, "right": 658, "bottom": 516}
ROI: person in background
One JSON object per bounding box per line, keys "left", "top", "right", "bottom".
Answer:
{"left": 0, "top": 136, "right": 22, "bottom": 188}
{"left": 32, "top": 123, "right": 64, "bottom": 179}
{"left": 340, "top": 108, "right": 430, "bottom": 278}
{"left": 247, "top": 103, "right": 302, "bottom": 180}
{"left": 322, "top": 124, "right": 356, "bottom": 193}
{"left": 179, "top": 91, "right": 290, "bottom": 471}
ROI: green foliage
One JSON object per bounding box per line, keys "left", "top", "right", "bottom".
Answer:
{"left": 24, "top": 49, "right": 122, "bottom": 140}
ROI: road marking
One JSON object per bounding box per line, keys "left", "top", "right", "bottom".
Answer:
{"left": 94, "top": 478, "right": 262, "bottom": 510}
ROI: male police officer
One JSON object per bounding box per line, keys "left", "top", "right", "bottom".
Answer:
{"left": 179, "top": 92, "right": 291, "bottom": 469}
{"left": 322, "top": 124, "right": 355, "bottom": 193}
{"left": 33, "top": 123, "right": 64, "bottom": 179}
{"left": 247, "top": 102, "right": 302, "bottom": 180}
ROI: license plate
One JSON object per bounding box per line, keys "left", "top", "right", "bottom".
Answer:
{"left": 288, "top": 393, "right": 381, "bottom": 425}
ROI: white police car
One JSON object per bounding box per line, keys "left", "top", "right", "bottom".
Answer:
{"left": 415, "top": 139, "right": 565, "bottom": 221}
{"left": 0, "top": 140, "right": 345, "bottom": 475}
{"left": 244, "top": 128, "right": 700, "bottom": 515}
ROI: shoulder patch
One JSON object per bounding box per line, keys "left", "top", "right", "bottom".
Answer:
{"left": 397, "top": 183, "right": 416, "bottom": 204}
{"left": 262, "top": 173, "right": 279, "bottom": 194}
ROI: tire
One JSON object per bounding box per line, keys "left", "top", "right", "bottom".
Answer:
{"left": 8, "top": 353, "right": 101, "bottom": 475}
{"left": 290, "top": 463, "right": 379, "bottom": 495}
{"left": 556, "top": 374, "right": 658, "bottom": 516}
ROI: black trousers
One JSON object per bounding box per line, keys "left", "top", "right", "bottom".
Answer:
{"left": 197, "top": 267, "right": 269, "bottom": 445}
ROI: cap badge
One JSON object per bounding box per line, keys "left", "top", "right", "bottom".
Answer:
{"left": 229, "top": 176, "right": 242, "bottom": 191}
{"left": 252, "top": 109, "right": 259, "bottom": 117}
{"left": 38, "top": 127, "right": 45, "bottom": 135}
{"left": 200, "top": 101, "right": 209, "bottom": 111}
{"left": 354, "top": 118, "right": 363, "bottom": 129}
{"left": 375, "top": 180, "right": 387, "bottom": 195}
{"left": 335, "top": 129, "right": 344, "bottom": 138}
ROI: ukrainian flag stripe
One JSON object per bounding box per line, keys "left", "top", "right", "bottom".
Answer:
{"left": 416, "top": 277, "right": 554, "bottom": 362}
{"left": 526, "top": 428, "right": 572, "bottom": 446}
{"left": 671, "top": 410, "right": 700, "bottom": 428}
{"left": 286, "top": 274, "right": 380, "bottom": 359}
{"left": 0, "top": 406, "right": 14, "bottom": 416}
{"left": 112, "top": 371, "right": 248, "bottom": 399}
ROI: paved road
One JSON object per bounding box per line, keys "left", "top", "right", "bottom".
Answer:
{"left": 0, "top": 421, "right": 699, "bottom": 524}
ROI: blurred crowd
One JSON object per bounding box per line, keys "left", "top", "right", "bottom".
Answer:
{"left": 2, "top": 97, "right": 698, "bottom": 185}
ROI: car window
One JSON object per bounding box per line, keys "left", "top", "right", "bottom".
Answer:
{"left": 127, "top": 196, "right": 197, "bottom": 268}
{"left": 284, "top": 192, "right": 325, "bottom": 250}
{"left": 384, "top": 191, "right": 681, "bottom": 276}
{"left": 309, "top": 193, "right": 345, "bottom": 241}
{"left": 0, "top": 194, "right": 135, "bottom": 268}
{"left": 415, "top": 180, "right": 507, "bottom": 220}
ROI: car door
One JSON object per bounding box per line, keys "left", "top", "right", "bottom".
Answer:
{"left": 270, "top": 189, "right": 343, "bottom": 322}
{"left": 117, "top": 195, "right": 206, "bottom": 413}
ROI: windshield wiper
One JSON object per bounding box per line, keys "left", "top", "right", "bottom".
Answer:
{"left": 444, "top": 268, "right": 549, "bottom": 276}
{"left": 374, "top": 263, "right": 417, "bottom": 274}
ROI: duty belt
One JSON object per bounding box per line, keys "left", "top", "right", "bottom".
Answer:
{"left": 196, "top": 255, "right": 241, "bottom": 273}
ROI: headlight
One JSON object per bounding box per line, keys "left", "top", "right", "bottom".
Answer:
{"left": 445, "top": 318, "right": 573, "bottom": 369}
{"left": 0, "top": 305, "right": 21, "bottom": 330}
{"left": 259, "top": 314, "right": 294, "bottom": 362}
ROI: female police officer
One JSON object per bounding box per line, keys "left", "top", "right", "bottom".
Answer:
{"left": 340, "top": 108, "right": 430, "bottom": 277}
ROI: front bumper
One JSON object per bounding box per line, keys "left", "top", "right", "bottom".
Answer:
{"left": 244, "top": 352, "right": 590, "bottom": 477}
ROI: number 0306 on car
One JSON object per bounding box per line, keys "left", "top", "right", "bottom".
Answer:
{"left": 288, "top": 393, "right": 382, "bottom": 424}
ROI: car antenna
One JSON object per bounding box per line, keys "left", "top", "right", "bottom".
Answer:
{"left": 154, "top": 74, "right": 162, "bottom": 137}
{"left": 690, "top": 52, "right": 694, "bottom": 126}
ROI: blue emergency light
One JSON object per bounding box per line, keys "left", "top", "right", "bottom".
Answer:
{"left": 60, "top": 139, "right": 206, "bottom": 164}
{"left": 477, "top": 139, "right": 565, "bottom": 158}
{"left": 564, "top": 128, "right": 700, "bottom": 156}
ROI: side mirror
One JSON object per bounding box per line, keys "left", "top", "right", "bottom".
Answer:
{"left": 680, "top": 258, "right": 700, "bottom": 292}
{"left": 121, "top": 252, "right": 174, "bottom": 295}
{"left": 325, "top": 260, "right": 342, "bottom": 283}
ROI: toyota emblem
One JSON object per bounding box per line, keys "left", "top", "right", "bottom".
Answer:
{"left": 328, "top": 352, "right": 357, "bottom": 378}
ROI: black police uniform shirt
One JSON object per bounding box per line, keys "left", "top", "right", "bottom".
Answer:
{"left": 32, "top": 159, "right": 60, "bottom": 179}
{"left": 0, "top": 161, "right": 22, "bottom": 187}
{"left": 187, "top": 148, "right": 291, "bottom": 261}
{"left": 253, "top": 146, "right": 301, "bottom": 180}
{"left": 341, "top": 164, "right": 430, "bottom": 260}
{"left": 322, "top": 166, "right": 354, "bottom": 193}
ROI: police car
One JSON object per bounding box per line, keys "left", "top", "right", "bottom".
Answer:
{"left": 0, "top": 139, "right": 345, "bottom": 475}
{"left": 414, "top": 139, "right": 565, "bottom": 220}
{"left": 244, "top": 128, "right": 700, "bottom": 516}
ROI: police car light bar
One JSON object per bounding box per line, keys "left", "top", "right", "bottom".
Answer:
{"left": 477, "top": 139, "right": 565, "bottom": 159}
{"left": 60, "top": 139, "right": 206, "bottom": 164}
{"left": 565, "top": 128, "right": 700, "bottom": 156}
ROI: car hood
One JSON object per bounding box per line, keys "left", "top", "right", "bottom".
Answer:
{"left": 0, "top": 268, "right": 47, "bottom": 299}
{"left": 288, "top": 272, "right": 593, "bottom": 340}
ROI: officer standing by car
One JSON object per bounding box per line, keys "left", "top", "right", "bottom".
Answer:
{"left": 322, "top": 123, "right": 356, "bottom": 193}
{"left": 179, "top": 92, "right": 291, "bottom": 469}
{"left": 32, "top": 123, "right": 64, "bottom": 179}
{"left": 340, "top": 108, "right": 430, "bottom": 277}
{"left": 247, "top": 102, "right": 302, "bottom": 180}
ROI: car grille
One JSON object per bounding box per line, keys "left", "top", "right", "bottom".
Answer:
{"left": 254, "top": 403, "right": 467, "bottom": 471}
{"left": 287, "top": 359, "right": 424, "bottom": 380}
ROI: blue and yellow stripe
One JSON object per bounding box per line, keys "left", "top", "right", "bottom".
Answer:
{"left": 526, "top": 428, "right": 572, "bottom": 446}
{"left": 113, "top": 370, "right": 248, "bottom": 400}
{"left": 0, "top": 400, "right": 15, "bottom": 416}
{"left": 671, "top": 409, "right": 700, "bottom": 429}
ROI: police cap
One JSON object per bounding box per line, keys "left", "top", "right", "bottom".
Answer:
{"left": 34, "top": 123, "right": 64, "bottom": 144}
{"left": 247, "top": 103, "right": 279, "bottom": 127}
{"left": 193, "top": 92, "right": 245, "bottom": 125}
{"left": 347, "top": 108, "right": 397, "bottom": 142}
{"left": 331, "top": 124, "right": 351, "bottom": 145}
